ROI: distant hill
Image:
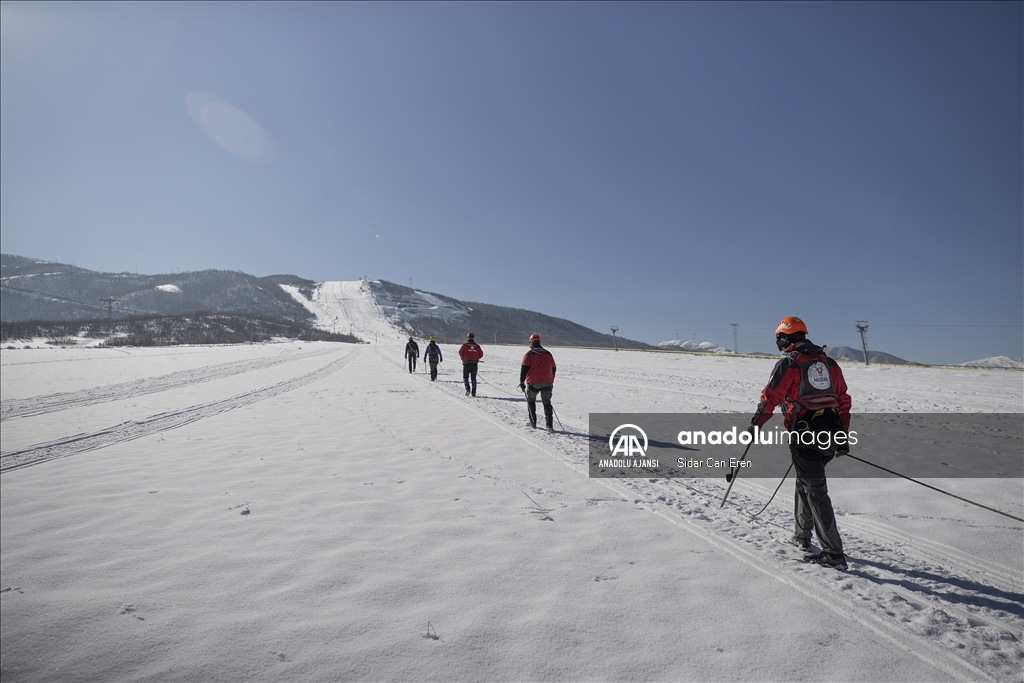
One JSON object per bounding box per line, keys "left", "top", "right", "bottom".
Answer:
{"left": 1, "top": 254, "right": 314, "bottom": 324}
{"left": 825, "top": 345, "right": 912, "bottom": 365}
{"left": 657, "top": 339, "right": 729, "bottom": 353}
{"left": 960, "top": 356, "right": 1024, "bottom": 369}
{"left": 369, "top": 280, "right": 649, "bottom": 348}
{"left": 1, "top": 256, "right": 649, "bottom": 349}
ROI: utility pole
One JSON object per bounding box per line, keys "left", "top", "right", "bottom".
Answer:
{"left": 100, "top": 297, "right": 120, "bottom": 334}
{"left": 731, "top": 323, "right": 738, "bottom": 354}
{"left": 855, "top": 321, "right": 870, "bottom": 366}
{"left": 610, "top": 326, "right": 619, "bottom": 351}
{"left": 409, "top": 277, "right": 413, "bottom": 289}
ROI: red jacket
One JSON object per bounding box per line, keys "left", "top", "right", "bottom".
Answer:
{"left": 459, "top": 340, "right": 483, "bottom": 363}
{"left": 752, "top": 340, "right": 851, "bottom": 430}
{"left": 520, "top": 346, "right": 556, "bottom": 384}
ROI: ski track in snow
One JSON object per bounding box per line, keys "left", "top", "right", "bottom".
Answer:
{"left": 0, "top": 346, "right": 337, "bottom": 421}
{"left": 0, "top": 348, "right": 359, "bottom": 472}
{"left": 373, "top": 347, "right": 1024, "bottom": 682}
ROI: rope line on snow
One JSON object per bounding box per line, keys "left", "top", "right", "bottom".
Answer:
{"left": 475, "top": 371, "right": 522, "bottom": 398}
{"left": 747, "top": 463, "right": 793, "bottom": 517}
{"left": 844, "top": 454, "right": 1024, "bottom": 523}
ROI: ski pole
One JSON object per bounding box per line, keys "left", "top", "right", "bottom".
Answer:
{"left": 720, "top": 440, "right": 753, "bottom": 508}
{"left": 551, "top": 406, "right": 565, "bottom": 432}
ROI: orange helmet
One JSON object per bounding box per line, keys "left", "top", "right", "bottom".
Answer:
{"left": 775, "top": 316, "right": 807, "bottom": 337}
{"left": 529, "top": 333, "right": 541, "bottom": 342}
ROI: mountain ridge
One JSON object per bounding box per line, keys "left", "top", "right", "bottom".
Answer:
{"left": 1, "top": 255, "right": 648, "bottom": 349}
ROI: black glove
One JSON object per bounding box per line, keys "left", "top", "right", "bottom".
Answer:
{"left": 835, "top": 444, "right": 850, "bottom": 457}
{"left": 519, "top": 383, "right": 526, "bottom": 391}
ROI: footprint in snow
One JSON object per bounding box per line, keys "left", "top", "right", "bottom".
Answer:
{"left": 119, "top": 604, "right": 144, "bottom": 621}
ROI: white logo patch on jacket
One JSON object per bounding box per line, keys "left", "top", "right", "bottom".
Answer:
{"left": 807, "top": 362, "right": 832, "bottom": 391}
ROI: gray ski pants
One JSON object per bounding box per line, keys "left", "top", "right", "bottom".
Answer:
{"left": 792, "top": 447, "right": 844, "bottom": 555}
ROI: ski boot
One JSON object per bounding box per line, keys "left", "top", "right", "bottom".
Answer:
{"left": 803, "top": 550, "right": 847, "bottom": 571}
{"left": 788, "top": 535, "right": 811, "bottom": 551}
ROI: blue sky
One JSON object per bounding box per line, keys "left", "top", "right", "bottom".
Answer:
{"left": 2, "top": 2, "right": 1021, "bottom": 363}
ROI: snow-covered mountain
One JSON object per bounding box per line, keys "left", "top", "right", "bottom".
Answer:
{"left": 1, "top": 255, "right": 647, "bottom": 349}
{"left": 657, "top": 339, "right": 729, "bottom": 353}
{"left": 825, "top": 345, "right": 912, "bottom": 365}
{"left": 961, "top": 355, "right": 1024, "bottom": 369}
{"left": 1, "top": 254, "right": 314, "bottom": 324}
{"left": 282, "top": 279, "right": 648, "bottom": 348}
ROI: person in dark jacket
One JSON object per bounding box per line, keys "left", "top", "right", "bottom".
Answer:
{"left": 749, "top": 316, "right": 852, "bottom": 570}
{"left": 458, "top": 332, "right": 484, "bottom": 396}
{"left": 423, "top": 337, "right": 443, "bottom": 381}
{"left": 519, "top": 334, "right": 556, "bottom": 429}
{"left": 405, "top": 337, "right": 420, "bottom": 373}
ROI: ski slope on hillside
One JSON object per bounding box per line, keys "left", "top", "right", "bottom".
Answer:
{"left": 1, "top": 338, "right": 1021, "bottom": 682}
{"left": 281, "top": 280, "right": 409, "bottom": 344}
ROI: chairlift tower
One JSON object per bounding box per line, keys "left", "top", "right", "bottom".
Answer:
{"left": 100, "top": 297, "right": 120, "bottom": 333}
{"left": 855, "top": 321, "right": 870, "bottom": 366}
{"left": 610, "top": 327, "right": 619, "bottom": 352}
{"left": 731, "top": 323, "right": 738, "bottom": 354}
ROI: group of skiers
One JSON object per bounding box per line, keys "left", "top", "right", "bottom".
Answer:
{"left": 402, "top": 315, "right": 850, "bottom": 570}
{"left": 404, "top": 331, "right": 558, "bottom": 430}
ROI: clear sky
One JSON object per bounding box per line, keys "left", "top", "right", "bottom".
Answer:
{"left": 2, "top": 2, "right": 1021, "bottom": 364}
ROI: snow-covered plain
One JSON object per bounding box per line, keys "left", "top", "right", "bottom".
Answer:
{"left": 2, "top": 336, "right": 1022, "bottom": 682}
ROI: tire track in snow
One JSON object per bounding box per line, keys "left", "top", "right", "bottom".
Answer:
{"left": 374, "top": 346, "right": 1017, "bottom": 682}
{"left": 1, "top": 347, "right": 338, "bottom": 421}
{"left": 0, "top": 348, "right": 359, "bottom": 472}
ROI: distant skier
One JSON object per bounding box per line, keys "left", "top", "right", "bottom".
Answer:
{"left": 749, "top": 316, "right": 851, "bottom": 570}
{"left": 405, "top": 337, "right": 420, "bottom": 373}
{"left": 519, "top": 333, "right": 556, "bottom": 429}
{"left": 423, "top": 337, "right": 443, "bottom": 381}
{"left": 458, "top": 332, "right": 484, "bottom": 396}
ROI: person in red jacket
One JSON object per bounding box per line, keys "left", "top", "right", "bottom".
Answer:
{"left": 519, "top": 333, "right": 556, "bottom": 429}
{"left": 749, "top": 316, "right": 851, "bottom": 570}
{"left": 458, "top": 332, "right": 484, "bottom": 397}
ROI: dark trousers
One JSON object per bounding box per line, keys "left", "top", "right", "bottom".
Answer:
{"left": 464, "top": 362, "right": 479, "bottom": 395}
{"left": 526, "top": 383, "right": 553, "bottom": 428}
{"left": 791, "top": 446, "right": 843, "bottom": 555}
{"left": 407, "top": 354, "right": 417, "bottom": 372}
{"left": 428, "top": 360, "right": 438, "bottom": 380}
{"left": 463, "top": 362, "right": 478, "bottom": 395}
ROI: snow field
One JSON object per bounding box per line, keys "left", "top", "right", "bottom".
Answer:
{"left": 1, "top": 340, "right": 1022, "bottom": 682}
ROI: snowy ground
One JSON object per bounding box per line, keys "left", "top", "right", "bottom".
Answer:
{"left": 1, "top": 340, "right": 1022, "bottom": 682}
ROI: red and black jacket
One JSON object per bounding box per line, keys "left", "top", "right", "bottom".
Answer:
{"left": 458, "top": 340, "right": 483, "bottom": 363}
{"left": 520, "top": 346, "right": 556, "bottom": 385}
{"left": 752, "top": 340, "right": 851, "bottom": 430}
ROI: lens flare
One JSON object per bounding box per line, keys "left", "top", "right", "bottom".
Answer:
{"left": 185, "top": 92, "right": 274, "bottom": 164}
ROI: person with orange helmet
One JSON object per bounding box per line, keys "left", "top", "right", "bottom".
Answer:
{"left": 519, "top": 333, "right": 557, "bottom": 429}
{"left": 748, "top": 316, "right": 852, "bottom": 570}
